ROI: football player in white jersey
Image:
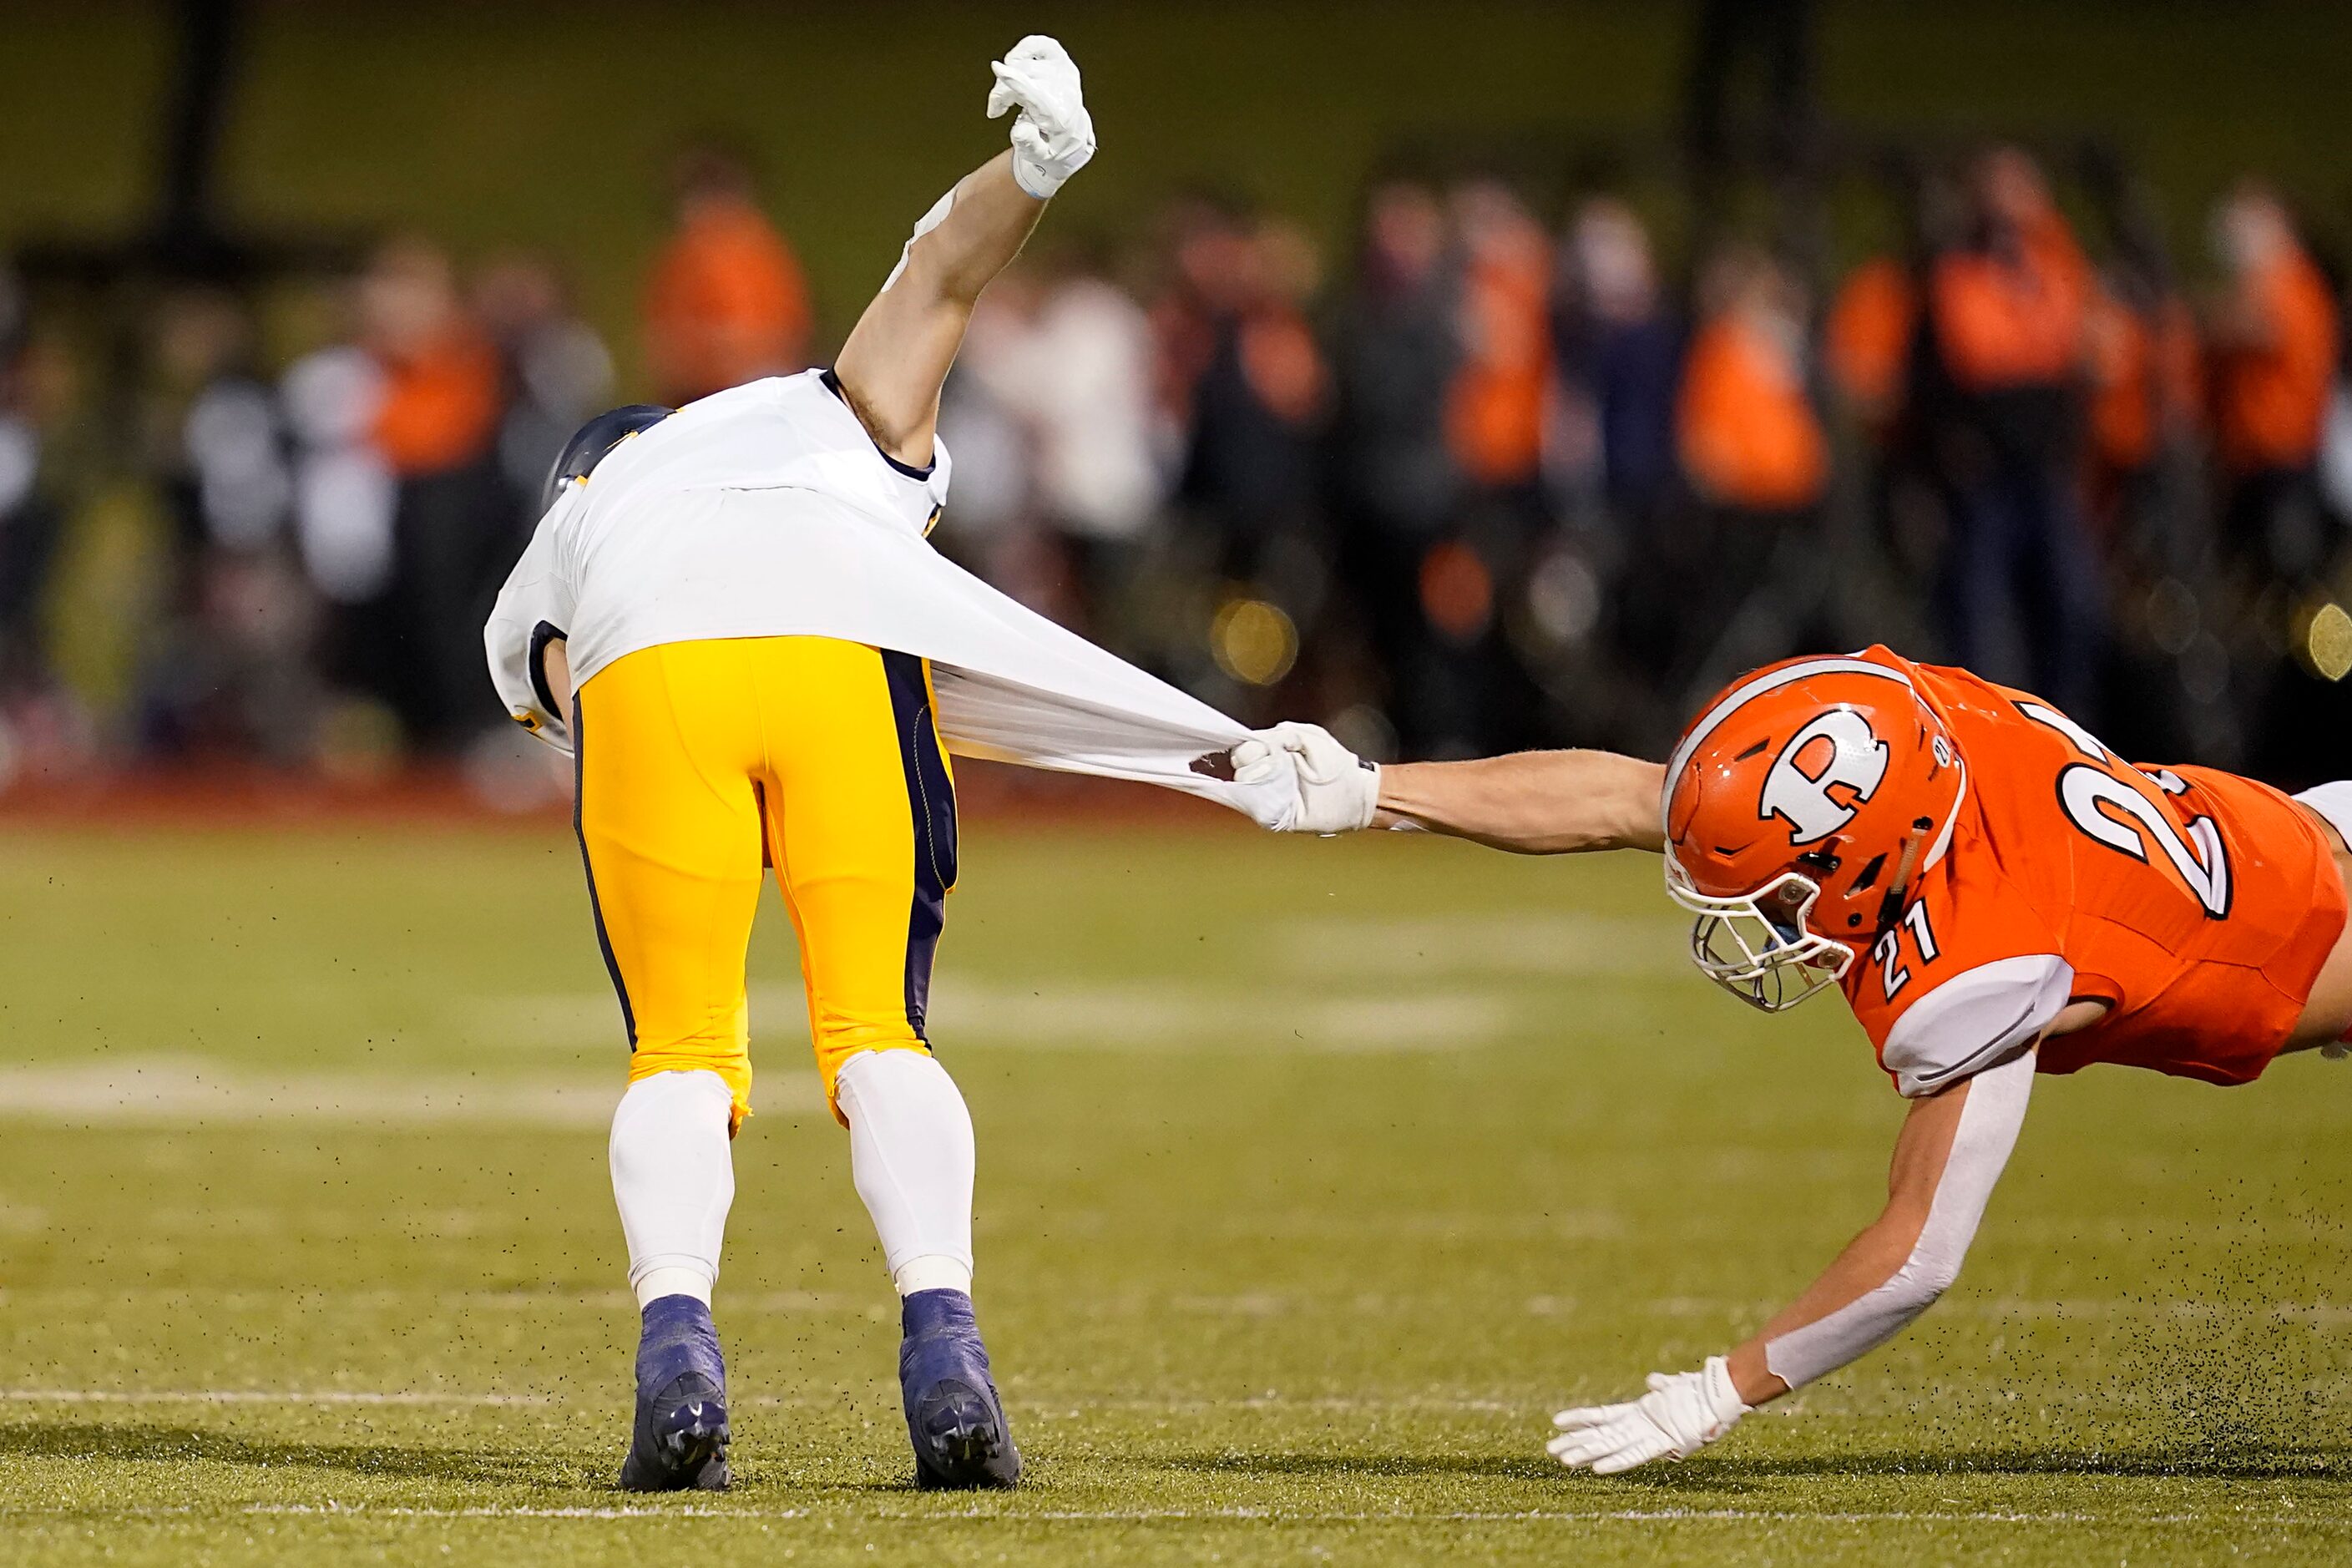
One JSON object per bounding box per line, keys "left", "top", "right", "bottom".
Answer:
{"left": 488, "top": 38, "right": 1302, "bottom": 1491}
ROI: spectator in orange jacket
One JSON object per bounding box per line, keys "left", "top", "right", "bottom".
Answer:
{"left": 1677, "top": 245, "right": 1827, "bottom": 516}
{"left": 2207, "top": 181, "right": 2339, "bottom": 580}
{"left": 1929, "top": 149, "right": 2090, "bottom": 397}
{"left": 1823, "top": 254, "right": 1914, "bottom": 432}
{"left": 357, "top": 238, "right": 513, "bottom": 750}
{"left": 1444, "top": 180, "right": 1552, "bottom": 493}
{"left": 1919, "top": 147, "right": 2105, "bottom": 721}
{"left": 2086, "top": 284, "right": 2200, "bottom": 483}
{"left": 643, "top": 141, "right": 814, "bottom": 405}
{"left": 1630, "top": 245, "right": 1829, "bottom": 701}
{"left": 363, "top": 240, "right": 503, "bottom": 480}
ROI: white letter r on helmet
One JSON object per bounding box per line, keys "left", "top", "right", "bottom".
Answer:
{"left": 1760, "top": 709, "right": 1889, "bottom": 844}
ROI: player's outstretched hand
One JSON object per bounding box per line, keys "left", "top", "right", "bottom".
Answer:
{"left": 988, "top": 35, "right": 1095, "bottom": 199}
{"left": 1232, "top": 722, "right": 1379, "bottom": 835}
{"left": 1546, "top": 1358, "right": 1748, "bottom": 1474}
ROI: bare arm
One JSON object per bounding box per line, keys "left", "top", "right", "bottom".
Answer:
{"left": 1727, "top": 1047, "right": 2035, "bottom": 1405}
{"left": 1374, "top": 751, "right": 1667, "bottom": 855}
{"left": 832, "top": 35, "right": 1093, "bottom": 468}
{"left": 540, "top": 636, "right": 573, "bottom": 720}
{"left": 831, "top": 152, "right": 1047, "bottom": 467}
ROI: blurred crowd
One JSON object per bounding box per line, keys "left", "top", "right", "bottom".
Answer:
{"left": 4, "top": 139, "right": 2352, "bottom": 792}
{"left": 938, "top": 144, "right": 2352, "bottom": 781}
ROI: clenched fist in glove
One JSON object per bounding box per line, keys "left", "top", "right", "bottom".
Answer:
{"left": 988, "top": 36, "right": 1095, "bottom": 199}
{"left": 1546, "top": 1357, "right": 1748, "bottom": 1474}
{"left": 1231, "top": 722, "right": 1380, "bottom": 835}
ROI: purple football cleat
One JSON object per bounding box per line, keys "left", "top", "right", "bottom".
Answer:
{"left": 619, "top": 1294, "right": 731, "bottom": 1491}
{"left": 898, "top": 1288, "right": 1019, "bottom": 1489}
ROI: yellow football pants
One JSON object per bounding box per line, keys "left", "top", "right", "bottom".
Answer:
{"left": 571, "top": 636, "right": 958, "bottom": 1130}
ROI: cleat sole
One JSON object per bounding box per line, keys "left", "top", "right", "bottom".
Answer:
{"left": 619, "top": 1397, "right": 732, "bottom": 1492}
{"left": 911, "top": 1384, "right": 1019, "bottom": 1490}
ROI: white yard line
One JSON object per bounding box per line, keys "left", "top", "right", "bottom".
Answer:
{"left": 731, "top": 1393, "right": 1530, "bottom": 1412}
{"left": 923, "top": 1508, "right": 2332, "bottom": 1525}
{"left": 0, "top": 1401, "right": 548, "bottom": 1410}
{"left": 243, "top": 1503, "right": 807, "bottom": 1520}
{"left": 1276, "top": 913, "right": 1691, "bottom": 979}
{"left": 0, "top": 1056, "right": 819, "bottom": 1125}
{"left": 216, "top": 1503, "right": 2342, "bottom": 1526}
{"left": 909, "top": 977, "right": 1515, "bottom": 1052}
{"left": 0, "top": 1500, "right": 2332, "bottom": 1528}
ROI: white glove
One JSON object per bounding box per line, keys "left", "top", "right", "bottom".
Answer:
{"left": 1546, "top": 1357, "right": 1748, "bottom": 1474}
{"left": 987, "top": 35, "right": 1095, "bottom": 199}
{"left": 1231, "top": 722, "right": 1379, "bottom": 834}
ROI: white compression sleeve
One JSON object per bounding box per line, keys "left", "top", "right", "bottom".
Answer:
{"left": 1763, "top": 1049, "right": 2035, "bottom": 1390}
{"left": 609, "top": 1069, "right": 736, "bottom": 1308}
{"left": 835, "top": 1050, "right": 976, "bottom": 1297}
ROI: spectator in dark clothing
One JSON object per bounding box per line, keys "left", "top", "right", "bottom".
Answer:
{"left": 358, "top": 239, "right": 513, "bottom": 751}
{"left": 1333, "top": 181, "right": 1459, "bottom": 549}
{"left": 1163, "top": 204, "right": 1328, "bottom": 576}
{"left": 2207, "top": 181, "right": 2339, "bottom": 583}
{"left": 140, "top": 290, "right": 313, "bottom": 761}
{"left": 2204, "top": 182, "right": 2346, "bottom": 783}
{"left": 1330, "top": 179, "right": 1464, "bottom": 752}
{"left": 1555, "top": 200, "right": 1688, "bottom": 723}
{"left": 1915, "top": 146, "right": 2106, "bottom": 721}
{"left": 1151, "top": 199, "right": 1331, "bottom": 721}
{"left": 1554, "top": 198, "right": 1682, "bottom": 528}
{"left": 473, "top": 252, "right": 615, "bottom": 524}
{"left": 0, "top": 323, "right": 62, "bottom": 706}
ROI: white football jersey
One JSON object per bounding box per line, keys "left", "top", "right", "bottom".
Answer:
{"left": 484, "top": 370, "right": 1292, "bottom": 827}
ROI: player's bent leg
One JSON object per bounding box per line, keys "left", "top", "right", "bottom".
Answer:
{"left": 577, "top": 644, "right": 771, "bottom": 1491}
{"left": 837, "top": 1049, "right": 1019, "bottom": 1489}
{"left": 609, "top": 1070, "right": 736, "bottom": 1491}
{"left": 758, "top": 637, "right": 1015, "bottom": 1487}
{"left": 756, "top": 639, "right": 956, "bottom": 1115}
{"left": 578, "top": 643, "right": 768, "bottom": 1129}
{"left": 837, "top": 1050, "right": 975, "bottom": 1296}
{"left": 611, "top": 1070, "right": 736, "bottom": 1308}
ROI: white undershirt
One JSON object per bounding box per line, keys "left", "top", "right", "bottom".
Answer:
{"left": 1764, "top": 1047, "right": 2036, "bottom": 1389}
{"left": 1880, "top": 955, "right": 2072, "bottom": 1097}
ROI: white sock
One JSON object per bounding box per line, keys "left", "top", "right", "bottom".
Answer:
{"left": 835, "top": 1050, "right": 976, "bottom": 1297}
{"left": 609, "top": 1069, "right": 736, "bottom": 1308}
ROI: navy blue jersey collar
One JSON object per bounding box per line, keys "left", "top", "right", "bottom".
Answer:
{"left": 820, "top": 367, "right": 936, "bottom": 480}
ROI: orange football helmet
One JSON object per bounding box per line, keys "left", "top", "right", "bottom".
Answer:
{"left": 1662, "top": 655, "right": 1968, "bottom": 1009}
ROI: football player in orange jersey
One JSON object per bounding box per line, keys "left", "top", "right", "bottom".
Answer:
{"left": 1233, "top": 647, "right": 2352, "bottom": 1471}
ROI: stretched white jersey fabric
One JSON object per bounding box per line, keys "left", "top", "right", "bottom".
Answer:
{"left": 484, "top": 370, "right": 1290, "bottom": 826}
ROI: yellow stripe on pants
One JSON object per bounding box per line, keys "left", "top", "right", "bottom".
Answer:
{"left": 572, "top": 636, "right": 957, "bottom": 1130}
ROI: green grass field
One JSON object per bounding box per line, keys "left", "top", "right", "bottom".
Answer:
{"left": 0, "top": 816, "right": 2346, "bottom": 1565}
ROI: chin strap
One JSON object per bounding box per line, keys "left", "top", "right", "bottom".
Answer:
{"left": 1872, "top": 816, "right": 1935, "bottom": 937}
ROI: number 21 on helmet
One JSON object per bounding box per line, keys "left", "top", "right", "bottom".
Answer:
{"left": 1661, "top": 656, "right": 1967, "bottom": 1011}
